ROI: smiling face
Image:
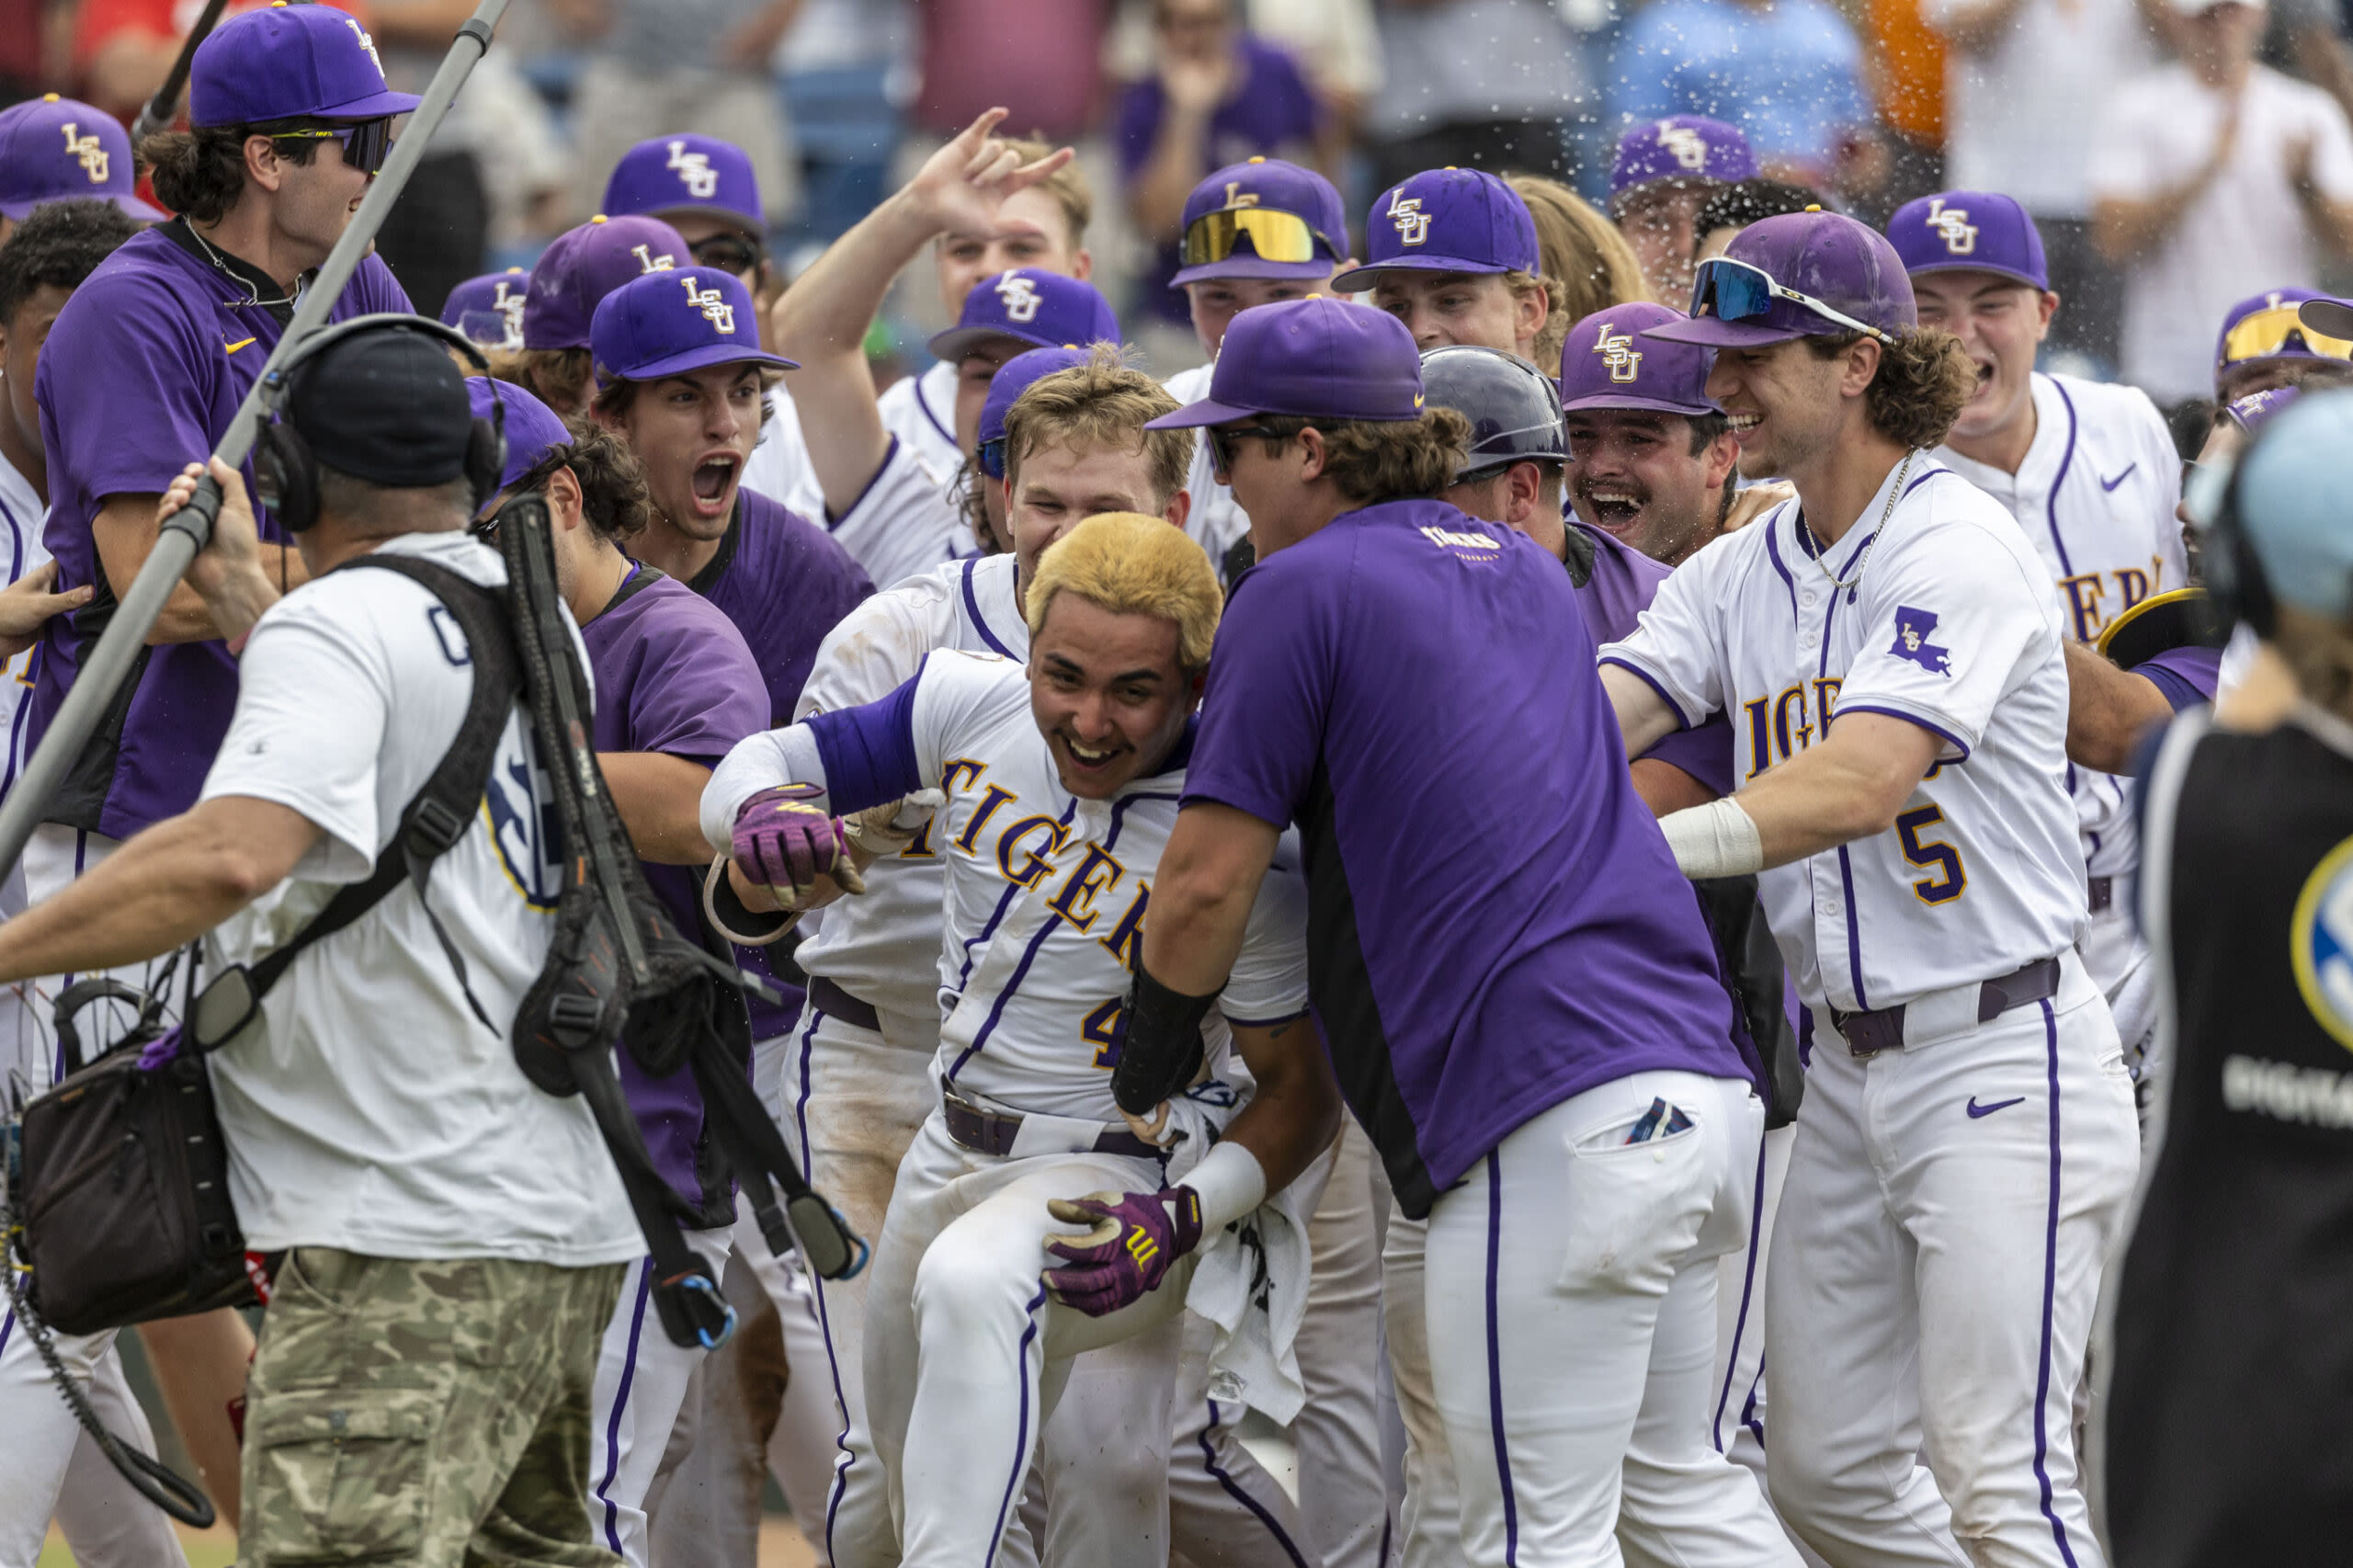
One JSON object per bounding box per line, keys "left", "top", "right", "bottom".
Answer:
{"left": 609, "top": 362, "right": 765, "bottom": 542}
{"left": 1007, "top": 437, "right": 1175, "bottom": 597}
{"left": 1704, "top": 336, "right": 1858, "bottom": 482}
{"left": 263, "top": 130, "right": 377, "bottom": 269}
{"left": 1563, "top": 407, "right": 1733, "bottom": 564}
{"left": 1028, "top": 590, "right": 1200, "bottom": 798}
{"left": 938, "top": 187, "right": 1089, "bottom": 318}
{"left": 1370, "top": 271, "right": 1537, "bottom": 358}
{"left": 1908, "top": 269, "right": 2052, "bottom": 451}
{"left": 1186, "top": 273, "right": 1331, "bottom": 358}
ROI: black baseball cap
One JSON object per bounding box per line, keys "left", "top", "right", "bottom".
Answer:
{"left": 287, "top": 326, "right": 472, "bottom": 486}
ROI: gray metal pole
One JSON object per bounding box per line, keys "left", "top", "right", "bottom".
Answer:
{"left": 0, "top": 0, "right": 511, "bottom": 887}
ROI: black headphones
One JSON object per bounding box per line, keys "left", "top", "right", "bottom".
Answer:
{"left": 2195, "top": 429, "right": 2279, "bottom": 642}
{"left": 251, "top": 313, "right": 507, "bottom": 533}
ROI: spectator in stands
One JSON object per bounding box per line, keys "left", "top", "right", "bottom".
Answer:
{"left": 1249, "top": 0, "right": 1384, "bottom": 166}
{"left": 2089, "top": 0, "right": 2353, "bottom": 408}
{"left": 1863, "top": 0, "right": 1949, "bottom": 212}
{"left": 910, "top": 0, "right": 1112, "bottom": 143}
{"left": 1363, "top": 0, "right": 1589, "bottom": 190}
{"left": 1927, "top": 0, "right": 2154, "bottom": 368}
{"left": 1691, "top": 177, "right": 1824, "bottom": 264}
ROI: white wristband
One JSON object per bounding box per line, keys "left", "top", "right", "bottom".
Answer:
{"left": 1658, "top": 796, "right": 1763, "bottom": 880}
{"left": 1179, "top": 1141, "right": 1267, "bottom": 1233}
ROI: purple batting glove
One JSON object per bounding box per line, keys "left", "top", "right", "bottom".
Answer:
{"left": 732, "top": 784, "right": 858, "bottom": 901}
{"left": 1041, "top": 1186, "right": 1203, "bottom": 1318}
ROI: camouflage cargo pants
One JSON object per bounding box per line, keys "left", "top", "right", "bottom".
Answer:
{"left": 238, "top": 1249, "right": 630, "bottom": 1567}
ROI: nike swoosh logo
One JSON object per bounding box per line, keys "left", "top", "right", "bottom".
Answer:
{"left": 2098, "top": 463, "right": 2135, "bottom": 492}
{"left": 1966, "top": 1095, "right": 2026, "bottom": 1119}
{"left": 222, "top": 336, "right": 256, "bottom": 355}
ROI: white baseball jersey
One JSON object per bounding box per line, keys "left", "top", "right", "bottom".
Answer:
{"left": 1602, "top": 459, "right": 2086, "bottom": 1014}
{"left": 0, "top": 454, "right": 52, "bottom": 907}
{"left": 717, "top": 649, "right": 1310, "bottom": 1122}
{"left": 1936, "top": 371, "right": 2186, "bottom": 882}
{"left": 878, "top": 359, "right": 964, "bottom": 485}
{"left": 820, "top": 434, "right": 970, "bottom": 594}
{"left": 791, "top": 553, "right": 1030, "bottom": 1030}
{"left": 1164, "top": 362, "right": 1251, "bottom": 578}
{"left": 743, "top": 379, "right": 827, "bottom": 521}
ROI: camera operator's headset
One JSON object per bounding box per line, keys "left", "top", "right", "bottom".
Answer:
{"left": 2186, "top": 426, "right": 2279, "bottom": 642}
{"left": 251, "top": 312, "right": 507, "bottom": 531}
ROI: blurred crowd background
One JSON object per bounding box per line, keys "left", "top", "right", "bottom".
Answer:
{"left": 5, "top": 0, "right": 2348, "bottom": 407}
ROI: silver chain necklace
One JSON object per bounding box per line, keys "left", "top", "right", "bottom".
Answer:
{"left": 1806, "top": 449, "right": 1917, "bottom": 594}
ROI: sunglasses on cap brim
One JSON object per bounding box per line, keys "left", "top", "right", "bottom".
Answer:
{"left": 1689, "top": 256, "right": 1893, "bottom": 345}
{"left": 1182, "top": 206, "right": 1342, "bottom": 269}
{"left": 271, "top": 119, "right": 395, "bottom": 176}
{"left": 2219, "top": 303, "right": 2353, "bottom": 366}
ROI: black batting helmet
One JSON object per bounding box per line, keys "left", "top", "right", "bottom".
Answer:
{"left": 1418, "top": 346, "right": 1571, "bottom": 481}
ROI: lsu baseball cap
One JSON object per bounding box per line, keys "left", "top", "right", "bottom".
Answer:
{"left": 1645, "top": 209, "right": 1916, "bottom": 349}
{"left": 1331, "top": 168, "right": 1540, "bottom": 291}
{"left": 1608, "top": 117, "right": 1758, "bottom": 202}
{"left": 978, "top": 346, "right": 1093, "bottom": 477}
{"left": 0, "top": 97, "right": 164, "bottom": 222}
{"left": 287, "top": 324, "right": 472, "bottom": 486}
{"left": 591, "top": 266, "right": 796, "bottom": 383}
{"left": 1886, "top": 191, "right": 2049, "bottom": 290}
{"left": 1560, "top": 302, "right": 1719, "bottom": 416}
{"left": 1171, "top": 157, "right": 1348, "bottom": 289}
{"left": 2231, "top": 388, "right": 2353, "bottom": 620}
{"left": 927, "top": 270, "right": 1120, "bottom": 363}
{"left": 2215, "top": 288, "right": 2349, "bottom": 379}
{"left": 190, "top": 3, "right": 419, "bottom": 127}
{"left": 602, "top": 134, "right": 765, "bottom": 233}
{"left": 442, "top": 266, "right": 529, "bottom": 349}
{"left": 468, "top": 374, "right": 573, "bottom": 494}
{"left": 2226, "top": 383, "right": 2303, "bottom": 435}
{"left": 523, "top": 214, "right": 689, "bottom": 352}
{"left": 1147, "top": 296, "right": 1424, "bottom": 427}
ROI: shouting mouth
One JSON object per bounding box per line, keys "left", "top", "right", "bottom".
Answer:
{"left": 1583, "top": 486, "right": 1646, "bottom": 533}
{"left": 688, "top": 453, "right": 740, "bottom": 516}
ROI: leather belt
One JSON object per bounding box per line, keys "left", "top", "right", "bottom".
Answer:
{"left": 810, "top": 975, "right": 881, "bottom": 1033}
{"left": 2086, "top": 875, "right": 2114, "bottom": 915}
{"left": 941, "top": 1085, "right": 1160, "bottom": 1161}
{"left": 1828, "top": 955, "right": 2064, "bottom": 1059}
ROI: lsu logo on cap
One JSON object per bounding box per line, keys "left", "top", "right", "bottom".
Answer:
{"left": 996, "top": 273, "right": 1042, "bottom": 324}
{"left": 1889, "top": 607, "right": 1952, "bottom": 676}
{"left": 59, "top": 122, "right": 108, "bottom": 185}
{"left": 1388, "top": 192, "right": 1431, "bottom": 247}
{"left": 1593, "top": 322, "right": 1643, "bottom": 382}
{"left": 2294, "top": 835, "right": 2353, "bottom": 1051}
{"left": 1924, "top": 199, "right": 1977, "bottom": 257}
{"left": 1222, "top": 182, "right": 1260, "bottom": 209}
{"left": 631, "top": 243, "right": 678, "bottom": 275}
{"left": 492, "top": 279, "right": 526, "bottom": 341}
{"left": 680, "top": 274, "right": 735, "bottom": 334}
{"left": 344, "top": 16, "right": 385, "bottom": 80}
{"left": 666, "top": 140, "right": 718, "bottom": 200}
{"left": 1658, "top": 123, "right": 1709, "bottom": 173}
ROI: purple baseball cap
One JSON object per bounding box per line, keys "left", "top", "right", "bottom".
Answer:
{"left": 468, "top": 375, "right": 574, "bottom": 494}
{"left": 601, "top": 134, "right": 765, "bottom": 233}
{"left": 1147, "top": 296, "right": 1424, "bottom": 427}
{"left": 522, "top": 214, "right": 690, "bottom": 352}
{"left": 0, "top": 97, "right": 164, "bottom": 223}
{"left": 2215, "top": 287, "right": 2341, "bottom": 376}
{"left": 927, "top": 270, "right": 1120, "bottom": 363}
{"left": 1608, "top": 117, "right": 1758, "bottom": 202}
{"left": 591, "top": 266, "right": 795, "bottom": 382}
{"left": 1886, "top": 191, "right": 2048, "bottom": 290}
{"left": 1644, "top": 210, "right": 1916, "bottom": 349}
{"left": 1330, "top": 168, "right": 1539, "bottom": 291}
{"left": 442, "top": 266, "right": 529, "bottom": 348}
{"left": 978, "top": 347, "right": 1093, "bottom": 475}
{"left": 190, "top": 3, "right": 420, "bottom": 127}
{"left": 1169, "top": 156, "right": 1348, "bottom": 289}
{"left": 2225, "top": 383, "right": 2303, "bottom": 434}
{"left": 1560, "top": 302, "right": 1718, "bottom": 417}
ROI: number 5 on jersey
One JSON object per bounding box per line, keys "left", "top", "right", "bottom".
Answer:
{"left": 1896, "top": 805, "right": 1967, "bottom": 904}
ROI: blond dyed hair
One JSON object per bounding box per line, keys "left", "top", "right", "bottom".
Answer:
{"left": 1508, "top": 175, "right": 1650, "bottom": 367}
{"left": 1003, "top": 343, "right": 1194, "bottom": 507}
{"left": 1024, "top": 512, "right": 1223, "bottom": 675}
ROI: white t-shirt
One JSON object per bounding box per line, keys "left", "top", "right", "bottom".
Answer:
{"left": 0, "top": 453, "right": 52, "bottom": 911}
{"left": 1165, "top": 362, "right": 1249, "bottom": 580}
{"left": 2088, "top": 62, "right": 2353, "bottom": 403}
{"left": 877, "top": 360, "right": 965, "bottom": 486}
{"left": 1601, "top": 460, "right": 2087, "bottom": 1014}
{"left": 199, "top": 531, "right": 640, "bottom": 1267}
{"left": 743, "top": 379, "right": 827, "bottom": 522}
{"left": 1928, "top": 0, "right": 2154, "bottom": 218}
{"left": 823, "top": 434, "right": 970, "bottom": 593}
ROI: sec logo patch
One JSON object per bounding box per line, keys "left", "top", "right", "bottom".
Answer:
{"left": 2291, "top": 834, "right": 2353, "bottom": 1051}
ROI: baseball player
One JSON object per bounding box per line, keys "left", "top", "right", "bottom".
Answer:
{"left": 702, "top": 512, "right": 1338, "bottom": 1568}
{"left": 1890, "top": 190, "right": 2186, "bottom": 1084}
{"left": 1560, "top": 301, "right": 1743, "bottom": 569}
{"left": 2211, "top": 287, "right": 2353, "bottom": 403}
{"left": 1601, "top": 209, "right": 2142, "bottom": 1567}
{"left": 440, "top": 264, "right": 529, "bottom": 350}
{"left": 1136, "top": 296, "right": 1785, "bottom": 1567}
{"left": 1335, "top": 167, "right": 1560, "bottom": 366}
{"left": 1159, "top": 156, "right": 1350, "bottom": 575}
{"left": 499, "top": 212, "right": 689, "bottom": 416}
{"left": 1608, "top": 115, "right": 1760, "bottom": 308}
{"left": 0, "top": 95, "right": 163, "bottom": 248}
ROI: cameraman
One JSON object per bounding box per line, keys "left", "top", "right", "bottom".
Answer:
{"left": 0, "top": 324, "right": 640, "bottom": 1563}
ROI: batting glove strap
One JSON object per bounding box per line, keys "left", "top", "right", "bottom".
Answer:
{"left": 1110, "top": 962, "right": 1218, "bottom": 1116}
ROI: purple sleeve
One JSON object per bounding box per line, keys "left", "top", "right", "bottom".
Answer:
{"left": 1641, "top": 712, "right": 1737, "bottom": 799}
{"left": 2132, "top": 644, "right": 2222, "bottom": 711}
{"left": 626, "top": 605, "right": 767, "bottom": 765}
{"left": 1183, "top": 562, "right": 1332, "bottom": 828}
{"left": 805, "top": 663, "right": 927, "bottom": 812}
{"left": 39, "top": 270, "right": 221, "bottom": 504}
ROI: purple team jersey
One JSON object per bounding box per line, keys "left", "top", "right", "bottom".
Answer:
{"left": 584, "top": 567, "right": 769, "bottom": 1212}
{"left": 31, "top": 225, "right": 412, "bottom": 839}
{"left": 1577, "top": 519, "right": 1740, "bottom": 799}
{"left": 682, "top": 486, "right": 874, "bottom": 1038}
{"left": 1185, "top": 497, "right": 1746, "bottom": 1217}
